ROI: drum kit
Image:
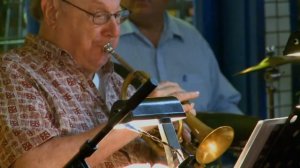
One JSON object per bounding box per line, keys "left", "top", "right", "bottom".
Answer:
{"left": 182, "top": 31, "right": 300, "bottom": 167}
{"left": 236, "top": 55, "right": 300, "bottom": 75}
{"left": 180, "top": 46, "right": 300, "bottom": 166}
{"left": 236, "top": 54, "right": 300, "bottom": 118}
{"left": 236, "top": 31, "right": 300, "bottom": 119}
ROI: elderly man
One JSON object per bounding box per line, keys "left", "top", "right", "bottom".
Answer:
{"left": 0, "top": 0, "right": 198, "bottom": 167}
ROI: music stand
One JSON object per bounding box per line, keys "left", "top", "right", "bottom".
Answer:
{"left": 64, "top": 78, "right": 157, "bottom": 168}
{"left": 234, "top": 110, "right": 300, "bottom": 168}
{"left": 116, "top": 96, "right": 186, "bottom": 168}
{"left": 65, "top": 86, "right": 187, "bottom": 167}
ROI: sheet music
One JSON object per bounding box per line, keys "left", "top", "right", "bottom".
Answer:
{"left": 234, "top": 117, "right": 287, "bottom": 168}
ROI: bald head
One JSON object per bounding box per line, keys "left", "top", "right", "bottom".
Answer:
{"left": 31, "top": 0, "right": 122, "bottom": 77}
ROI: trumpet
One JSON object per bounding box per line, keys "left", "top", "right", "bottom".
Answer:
{"left": 103, "top": 43, "right": 234, "bottom": 166}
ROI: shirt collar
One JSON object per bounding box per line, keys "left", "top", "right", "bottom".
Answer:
{"left": 120, "top": 12, "right": 184, "bottom": 41}
{"left": 165, "top": 13, "right": 183, "bottom": 39}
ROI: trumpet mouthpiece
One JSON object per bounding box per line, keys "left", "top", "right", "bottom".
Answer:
{"left": 103, "top": 43, "right": 115, "bottom": 54}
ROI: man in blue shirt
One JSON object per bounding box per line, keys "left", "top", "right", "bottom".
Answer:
{"left": 116, "top": 0, "right": 242, "bottom": 114}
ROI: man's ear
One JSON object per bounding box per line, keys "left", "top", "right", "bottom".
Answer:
{"left": 40, "top": 0, "right": 59, "bottom": 27}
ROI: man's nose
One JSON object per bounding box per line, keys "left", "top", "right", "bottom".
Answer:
{"left": 102, "top": 17, "right": 120, "bottom": 38}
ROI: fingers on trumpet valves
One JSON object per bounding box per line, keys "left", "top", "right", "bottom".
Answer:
{"left": 182, "top": 123, "right": 192, "bottom": 143}
{"left": 173, "top": 91, "right": 200, "bottom": 103}
{"left": 149, "top": 81, "right": 200, "bottom": 100}
{"left": 149, "top": 81, "right": 182, "bottom": 97}
{"left": 182, "top": 102, "right": 196, "bottom": 116}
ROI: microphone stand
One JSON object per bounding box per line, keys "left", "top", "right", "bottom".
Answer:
{"left": 64, "top": 78, "right": 157, "bottom": 168}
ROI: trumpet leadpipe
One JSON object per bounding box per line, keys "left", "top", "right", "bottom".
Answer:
{"left": 103, "top": 43, "right": 135, "bottom": 73}
{"left": 103, "top": 43, "right": 149, "bottom": 84}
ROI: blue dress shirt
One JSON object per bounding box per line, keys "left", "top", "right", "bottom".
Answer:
{"left": 116, "top": 13, "right": 242, "bottom": 114}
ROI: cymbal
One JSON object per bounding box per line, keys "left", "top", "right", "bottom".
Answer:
{"left": 236, "top": 56, "right": 300, "bottom": 75}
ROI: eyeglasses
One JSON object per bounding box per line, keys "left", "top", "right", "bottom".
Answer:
{"left": 62, "top": 0, "right": 130, "bottom": 25}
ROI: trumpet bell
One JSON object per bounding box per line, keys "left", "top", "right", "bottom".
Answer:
{"left": 185, "top": 112, "right": 234, "bottom": 165}
{"left": 196, "top": 126, "right": 234, "bottom": 164}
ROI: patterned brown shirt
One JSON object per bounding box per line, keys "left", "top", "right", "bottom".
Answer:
{"left": 0, "top": 35, "right": 156, "bottom": 168}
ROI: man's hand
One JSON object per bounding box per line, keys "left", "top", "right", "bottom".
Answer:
{"left": 148, "top": 81, "right": 199, "bottom": 146}
{"left": 148, "top": 81, "right": 199, "bottom": 113}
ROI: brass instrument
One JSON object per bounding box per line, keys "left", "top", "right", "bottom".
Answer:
{"left": 104, "top": 43, "right": 167, "bottom": 158}
{"left": 103, "top": 43, "right": 235, "bottom": 166}
{"left": 185, "top": 113, "right": 234, "bottom": 164}
{"left": 103, "top": 43, "right": 149, "bottom": 100}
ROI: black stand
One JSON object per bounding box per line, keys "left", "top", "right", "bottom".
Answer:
{"left": 64, "top": 79, "right": 157, "bottom": 168}
{"left": 264, "top": 67, "right": 281, "bottom": 118}
{"left": 264, "top": 46, "right": 281, "bottom": 119}
{"left": 254, "top": 109, "right": 300, "bottom": 167}
{"left": 158, "top": 118, "right": 184, "bottom": 167}
{"left": 178, "top": 155, "right": 197, "bottom": 168}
